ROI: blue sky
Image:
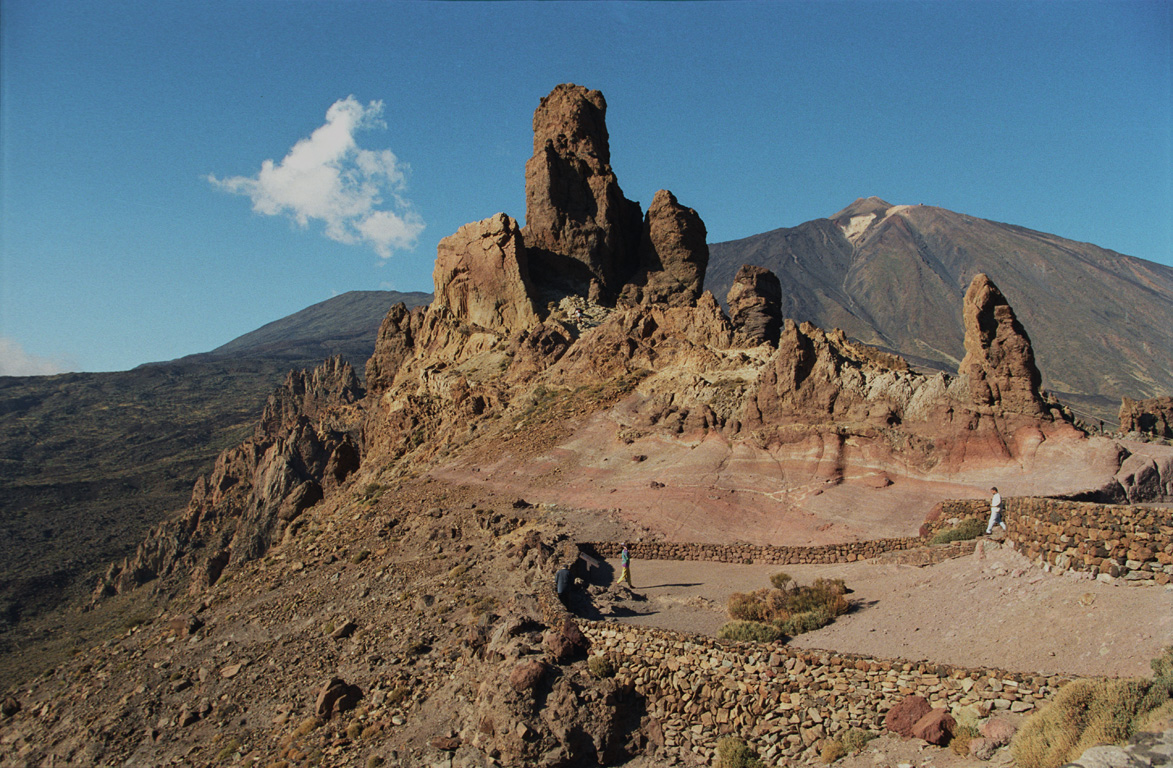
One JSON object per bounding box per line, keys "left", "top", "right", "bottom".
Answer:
{"left": 2, "top": 0, "right": 1170, "bottom": 374}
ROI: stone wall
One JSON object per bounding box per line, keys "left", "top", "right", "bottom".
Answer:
{"left": 580, "top": 621, "right": 1062, "bottom": 766}
{"left": 582, "top": 537, "right": 923, "bottom": 565}
{"left": 1006, "top": 498, "right": 1172, "bottom": 584}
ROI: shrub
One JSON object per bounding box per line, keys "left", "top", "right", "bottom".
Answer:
{"left": 819, "top": 739, "right": 846, "bottom": 763}
{"left": 769, "top": 571, "right": 793, "bottom": 591}
{"left": 716, "top": 736, "right": 764, "bottom": 768}
{"left": 718, "top": 621, "right": 784, "bottom": 643}
{"left": 930, "top": 517, "right": 986, "bottom": 545}
{"left": 840, "top": 728, "right": 876, "bottom": 753}
{"left": 588, "top": 654, "right": 617, "bottom": 678}
{"left": 950, "top": 723, "right": 980, "bottom": 756}
{"left": 1011, "top": 677, "right": 1151, "bottom": 768}
{"left": 726, "top": 576, "right": 850, "bottom": 637}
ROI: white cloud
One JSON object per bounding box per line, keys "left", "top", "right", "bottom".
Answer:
{"left": 208, "top": 96, "right": 424, "bottom": 258}
{"left": 0, "top": 337, "right": 72, "bottom": 376}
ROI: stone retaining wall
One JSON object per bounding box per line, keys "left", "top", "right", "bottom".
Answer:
{"left": 580, "top": 621, "right": 1063, "bottom": 766}
{"left": 922, "top": 498, "right": 1173, "bottom": 583}
{"left": 1007, "top": 498, "right": 1173, "bottom": 584}
{"left": 582, "top": 537, "right": 923, "bottom": 566}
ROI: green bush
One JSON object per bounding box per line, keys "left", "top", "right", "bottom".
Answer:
{"left": 840, "top": 728, "right": 876, "bottom": 753}
{"left": 716, "top": 736, "right": 764, "bottom": 768}
{"left": 769, "top": 571, "right": 793, "bottom": 591}
{"left": 930, "top": 517, "right": 986, "bottom": 545}
{"left": 718, "top": 621, "right": 784, "bottom": 643}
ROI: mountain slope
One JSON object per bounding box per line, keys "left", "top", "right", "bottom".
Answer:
{"left": 707, "top": 198, "right": 1173, "bottom": 424}
{"left": 0, "top": 290, "right": 431, "bottom": 639}
{"left": 175, "top": 290, "right": 432, "bottom": 367}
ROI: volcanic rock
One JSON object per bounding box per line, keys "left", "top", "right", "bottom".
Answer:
{"left": 958, "top": 273, "right": 1047, "bottom": 416}
{"left": 523, "top": 84, "right": 643, "bottom": 301}
{"left": 883, "top": 695, "right": 933, "bottom": 738}
{"left": 94, "top": 357, "right": 364, "bottom": 598}
{"left": 621, "top": 189, "right": 709, "bottom": 307}
{"left": 433, "top": 213, "right": 541, "bottom": 334}
{"left": 1120, "top": 396, "right": 1173, "bottom": 439}
{"left": 981, "top": 716, "right": 1017, "bottom": 746}
{"left": 911, "top": 708, "right": 956, "bottom": 745}
{"left": 509, "top": 659, "right": 549, "bottom": 692}
{"left": 727, "top": 264, "right": 782, "bottom": 346}
{"left": 314, "top": 677, "right": 362, "bottom": 719}
{"left": 364, "top": 301, "right": 422, "bottom": 393}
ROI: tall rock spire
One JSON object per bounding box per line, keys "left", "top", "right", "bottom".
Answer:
{"left": 958, "top": 273, "right": 1047, "bottom": 416}
{"left": 522, "top": 84, "right": 644, "bottom": 303}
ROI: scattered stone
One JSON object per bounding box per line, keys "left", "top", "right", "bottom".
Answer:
{"left": 509, "top": 660, "right": 549, "bottom": 692}
{"left": 331, "top": 620, "right": 358, "bottom": 640}
{"left": 981, "top": 716, "right": 1017, "bottom": 746}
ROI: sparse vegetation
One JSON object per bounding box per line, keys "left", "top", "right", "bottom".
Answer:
{"left": 716, "top": 736, "right": 764, "bottom": 768}
{"left": 722, "top": 572, "right": 851, "bottom": 641}
{"left": 930, "top": 517, "right": 986, "bottom": 545}
{"left": 950, "top": 722, "right": 980, "bottom": 755}
{"left": 588, "top": 654, "right": 617, "bottom": 678}
{"left": 1011, "top": 646, "right": 1173, "bottom": 768}
{"left": 717, "top": 621, "right": 784, "bottom": 643}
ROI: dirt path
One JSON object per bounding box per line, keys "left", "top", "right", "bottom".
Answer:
{"left": 597, "top": 542, "right": 1173, "bottom": 679}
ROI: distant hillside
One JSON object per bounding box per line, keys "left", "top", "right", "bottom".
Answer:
{"left": 172, "top": 290, "right": 432, "bottom": 369}
{"left": 0, "top": 290, "right": 432, "bottom": 633}
{"left": 707, "top": 198, "right": 1173, "bottom": 425}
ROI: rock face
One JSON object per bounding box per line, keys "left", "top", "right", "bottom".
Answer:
{"left": 957, "top": 274, "right": 1047, "bottom": 416}
{"left": 364, "top": 302, "right": 422, "bottom": 393}
{"left": 727, "top": 264, "right": 782, "bottom": 346}
{"left": 95, "top": 357, "right": 364, "bottom": 598}
{"left": 432, "top": 213, "right": 541, "bottom": 334}
{"left": 523, "top": 84, "right": 644, "bottom": 302}
{"left": 1120, "top": 396, "right": 1173, "bottom": 438}
{"left": 622, "top": 190, "right": 709, "bottom": 307}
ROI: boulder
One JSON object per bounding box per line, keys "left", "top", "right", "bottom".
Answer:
{"left": 911, "top": 708, "right": 955, "bottom": 745}
{"left": 314, "top": 677, "right": 362, "bottom": 719}
{"left": 981, "top": 715, "right": 1017, "bottom": 746}
{"left": 509, "top": 660, "right": 549, "bottom": 692}
{"left": 543, "top": 618, "right": 590, "bottom": 663}
{"left": 969, "top": 736, "right": 997, "bottom": 760}
{"left": 883, "top": 695, "right": 933, "bottom": 738}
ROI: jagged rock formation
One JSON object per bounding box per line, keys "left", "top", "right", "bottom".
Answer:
{"left": 1120, "top": 396, "right": 1173, "bottom": 438}
{"left": 432, "top": 213, "right": 541, "bottom": 333}
{"left": 620, "top": 189, "right": 709, "bottom": 307}
{"left": 95, "top": 357, "right": 363, "bottom": 598}
{"left": 957, "top": 274, "right": 1047, "bottom": 416}
{"left": 726, "top": 264, "right": 782, "bottom": 346}
{"left": 363, "top": 301, "right": 422, "bottom": 393}
{"left": 707, "top": 197, "right": 1173, "bottom": 421}
{"left": 522, "top": 83, "right": 644, "bottom": 302}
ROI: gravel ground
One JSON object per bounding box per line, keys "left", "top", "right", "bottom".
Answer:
{"left": 597, "top": 541, "right": 1173, "bottom": 679}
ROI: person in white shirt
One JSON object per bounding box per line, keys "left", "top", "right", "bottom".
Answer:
{"left": 986, "top": 486, "right": 1006, "bottom": 534}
